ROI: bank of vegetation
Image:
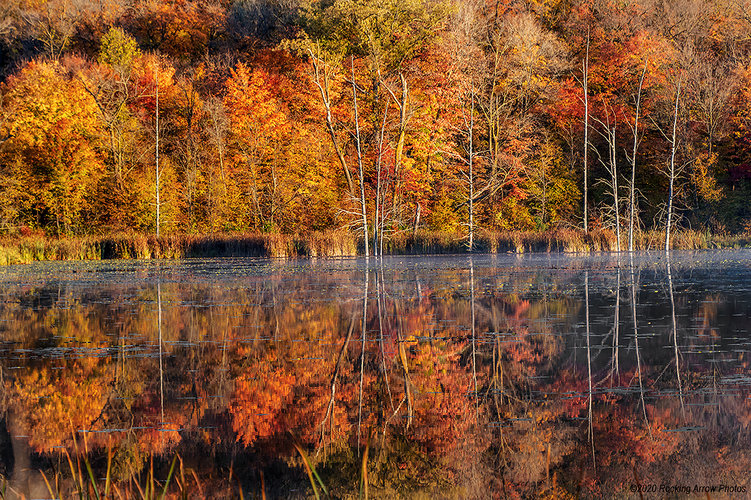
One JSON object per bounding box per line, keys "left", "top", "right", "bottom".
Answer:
{"left": 1, "top": 228, "right": 748, "bottom": 265}
{"left": 2, "top": 0, "right": 751, "bottom": 262}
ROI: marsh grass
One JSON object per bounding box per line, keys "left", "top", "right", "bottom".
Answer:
{"left": 1, "top": 227, "right": 749, "bottom": 264}
{"left": 39, "top": 446, "right": 194, "bottom": 500}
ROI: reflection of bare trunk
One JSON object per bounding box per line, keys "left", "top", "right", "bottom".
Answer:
{"left": 630, "top": 256, "right": 652, "bottom": 437}
{"left": 158, "top": 280, "right": 165, "bottom": 435}
{"left": 6, "top": 413, "right": 55, "bottom": 499}
{"left": 319, "top": 314, "right": 356, "bottom": 453}
{"left": 376, "top": 263, "right": 396, "bottom": 457}
{"left": 8, "top": 411, "right": 32, "bottom": 499}
{"left": 358, "top": 264, "right": 369, "bottom": 451}
{"left": 470, "top": 257, "right": 478, "bottom": 417}
{"left": 585, "top": 271, "right": 596, "bottom": 472}
{"left": 611, "top": 269, "right": 621, "bottom": 381}
{"left": 394, "top": 302, "right": 413, "bottom": 429}
{"left": 272, "top": 280, "right": 280, "bottom": 342}
{"left": 219, "top": 306, "right": 228, "bottom": 401}
{"left": 377, "top": 264, "right": 393, "bottom": 411}
{"left": 666, "top": 258, "right": 685, "bottom": 415}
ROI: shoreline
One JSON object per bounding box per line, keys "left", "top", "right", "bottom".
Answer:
{"left": 1, "top": 228, "right": 749, "bottom": 265}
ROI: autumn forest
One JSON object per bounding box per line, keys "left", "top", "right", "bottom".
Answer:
{"left": 2, "top": 0, "right": 751, "bottom": 252}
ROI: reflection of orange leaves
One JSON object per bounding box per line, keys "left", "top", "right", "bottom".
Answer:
{"left": 410, "top": 343, "right": 479, "bottom": 456}
{"left": 230, "top": 361, "right": 295, "bottom": 447}
{"left": 129, "top": 391, "right": 187, "bottom": 454}
{"left": 540, "top": 372, "right": 588, "bottom": 419}
{"left": 9, "top": 363, "right": 109, "bottom": 452}
{"left": 139, "top": 428, "right": 182, "bottom": 455}
{"left": 403, "top": 305, "right": 433, "bottom": 344}
{"left": 593, "top": 404, "right": 678, "bottom": 468}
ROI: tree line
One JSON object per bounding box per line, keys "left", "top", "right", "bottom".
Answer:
{"left": 2, "top": 0, "right": 751, "bottom": 250}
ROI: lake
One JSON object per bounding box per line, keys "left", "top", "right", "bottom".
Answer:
{"left": 0, "top": 251, "right": 749, "bottom": 498}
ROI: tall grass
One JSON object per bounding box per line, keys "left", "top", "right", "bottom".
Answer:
{"left": 1, "top": 227, "right": 749, "bottom": 264}
{"left": 39, "top": 445, "right": 195, "bottom": 500}
{"left": 0, "top": 229, "right": 359, "bottom": 264}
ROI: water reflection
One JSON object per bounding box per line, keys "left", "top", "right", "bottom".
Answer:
{"left": 0, "top": 252, "right": 750, "bottom": 498}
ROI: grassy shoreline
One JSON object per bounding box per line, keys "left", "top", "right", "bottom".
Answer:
{"left": 1, "top": 228, "right": 750, "bottom": 265}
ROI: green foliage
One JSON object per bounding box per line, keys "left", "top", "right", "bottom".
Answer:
{"left": 297, "top": 0, "right": 449, "bottom": 67}
{"left": 98, "top": 27, "right": 141, "bottom": 71}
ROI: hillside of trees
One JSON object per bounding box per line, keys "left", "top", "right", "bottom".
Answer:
{"left": 2, "top": 0, "right": 751, "bottom": 251}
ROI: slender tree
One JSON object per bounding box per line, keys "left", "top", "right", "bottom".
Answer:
{"left": 351, "top": 57, "right": 369, "bottom": 257}
{"left": 610, "top": 127, "right": 621, "bottom": 251}
{"left": 628, "top": 62, "right": 647, "bottom": 252}
{"left": 665, "top": 79, "right": 682, "bottom": 253}
{"left": 592, "top": 114, "right": 621, "bottom": 251}
{"left": 468, "top": 89, "right": 475, "bottom": 251}
{"left": 306, "top": 45, "right": 357, "bottom": 199}
{"left": 155, "top": 60, "right": 161, "bottom": 237}
{"left": 583, "top": 32, "right": 590, "bottom": 234}
{"left": 373, "top": 102, "right": 389, "bottom": 256}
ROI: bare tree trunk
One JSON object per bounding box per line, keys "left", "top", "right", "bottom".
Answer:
{"left": 352, "top": 58, "right": 369, "bottom": 257}
{"left": 583, "top": 33, "right": 590, "bottom": 234}
{"left": 468, "top": 90, "right": 475, "bottom": 251}
{"left": 308, "top": 47, "right": 356, "bottom": 197}
{"left": 629, "top": 63, "right": 647, "bottom": 252}
{"left": 610, "top": 127, "right": 621, "bottom": 252}
{"left": 665, "top": 80, "right": 681, "bottom": 254}
{"left": 386, "top": 72, "right": 409, "bottom": 226}
{"left": 374, "top": 102, "right": 388, "bottom": 256}
{"left": 380, "top": 194, "right": 386, "bottom": 257}
{"left": 412, "top": 203, "right": 421, "bottom": 237}
{"left": 155, "top": 61, "right": 161, "bottom": 237}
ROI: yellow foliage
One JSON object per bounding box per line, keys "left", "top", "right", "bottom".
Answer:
{"left": 692, "top": 152, "right": 723, "bottom": 202}
{"left": 1, "top": 60, "right": 105, "bottom": 233}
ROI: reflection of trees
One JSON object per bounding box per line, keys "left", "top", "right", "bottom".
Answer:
{"left": 0, "top": 262, "right": 749, "bottom": 497}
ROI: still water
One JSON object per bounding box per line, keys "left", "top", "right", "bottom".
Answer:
{"left": 0, "top": 252, "right": 750, "bottom": 498}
